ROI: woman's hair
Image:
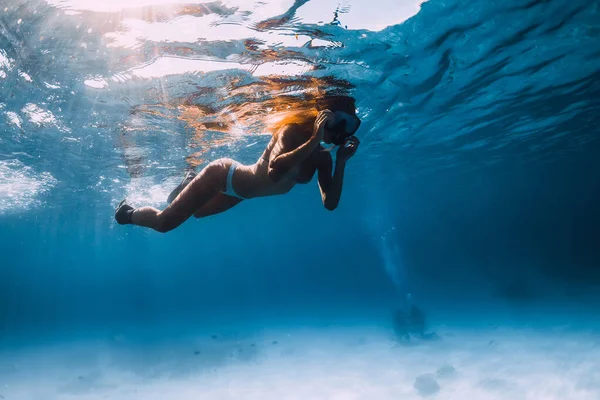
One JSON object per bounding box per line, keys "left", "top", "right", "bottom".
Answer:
{"left": 266, "top": 95, "right": 357, "bottom": 136}
{"left": 316, "top": 95, "right": 356, "bottom": 114}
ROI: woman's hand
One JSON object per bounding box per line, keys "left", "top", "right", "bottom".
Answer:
{"left": 337, "top": 136, "right": 360, "bottom": 161}
{"left": 314, "top": 110, "right": 335, "bottom": 140}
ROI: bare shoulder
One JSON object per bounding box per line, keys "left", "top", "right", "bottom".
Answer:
{"left": 277, "top": 123, "right": 310, "bottom": 146}
{"left": 268, "top": 124, "right": 301, "bottom": 160}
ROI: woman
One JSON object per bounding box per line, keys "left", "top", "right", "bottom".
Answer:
{"left": 115, "top": 96, "right": 361, "bottom": 233}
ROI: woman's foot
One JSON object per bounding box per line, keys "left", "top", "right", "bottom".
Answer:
{"left": 167, "top": 170, "right": 197, "bottom": 203}
{"left": 115, "top": 199, "right": 135, "bottom": 225}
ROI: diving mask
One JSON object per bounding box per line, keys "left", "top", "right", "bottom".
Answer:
{"left": 326, "top": 110, "right": 361, "bottom": 146}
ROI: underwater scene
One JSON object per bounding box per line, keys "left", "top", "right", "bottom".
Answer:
{"left": 1, "top": 0, "right": 599, "bottom": 398}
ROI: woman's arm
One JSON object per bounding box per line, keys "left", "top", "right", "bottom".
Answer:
{"left": 268, "top": 111, "right": 334, "bottom": 182}
{"left": 317, "top": 154, "right": 345, "bottom": 211}
{"left": 317, "top": 136, "right": 360, "bottom": 211}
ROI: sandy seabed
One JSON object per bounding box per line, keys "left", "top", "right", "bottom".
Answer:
{"left": 1, "top": 325, "right": 599, "bottom": 400}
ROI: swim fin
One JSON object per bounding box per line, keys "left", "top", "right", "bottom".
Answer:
{"left": 115, "top": 199, "right": 135, "bottom": 225}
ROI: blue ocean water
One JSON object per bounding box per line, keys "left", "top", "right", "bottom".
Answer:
{"left": 1, "top": 0, "right": 599, "bottom": 398}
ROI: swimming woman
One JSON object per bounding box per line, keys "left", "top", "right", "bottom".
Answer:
{"left": 114, "top": 95, "right": 361, "bottom": 233}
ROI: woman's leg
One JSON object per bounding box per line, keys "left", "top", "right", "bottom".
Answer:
{"left": 164, "top": 165, "right": 244, "bottom": 218}
{"left": 167, "top": 170, "right": 197, "bottom": 204}
{"left": 193, "top": 192, "right": 243, "bottom": 218}
{"left": 123, "top": 160, "right": 230, "bottom": 233}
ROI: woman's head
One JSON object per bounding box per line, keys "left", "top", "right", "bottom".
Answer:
{"left": 316, "top": 96, "right": 361, "bottom": 145}
{"left": 264, "top": 94, "right": 360, "bottom": 144}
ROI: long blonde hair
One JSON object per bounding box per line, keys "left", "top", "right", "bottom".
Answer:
{"left": 265, "top": 95, "right": 357, "bottom": 137}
